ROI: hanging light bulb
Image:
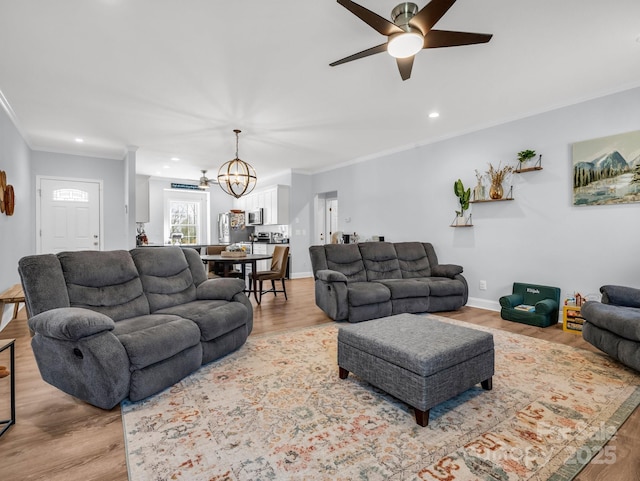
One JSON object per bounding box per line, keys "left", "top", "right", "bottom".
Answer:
{"left": 217, "top": 129, "right": 257, "bottom": 199}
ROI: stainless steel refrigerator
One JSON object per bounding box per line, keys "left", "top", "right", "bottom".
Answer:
{"left": 218, "top": 212, "right": 254, "bottom": 244}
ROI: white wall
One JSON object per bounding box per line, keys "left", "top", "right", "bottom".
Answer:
{"left": 31, "top": 151, "right": 128, "bottom": 250}
{"left": 144, "top": 177, "right": 235, "bottom": 245}
{"left": 310, "top": 87, "right": 640, "bottom": 309}
{"left": 290, "top": 172, "right": 313, "bottom": 277}
{"left": 0, "top": 104, "right": 33, "bottom": 296}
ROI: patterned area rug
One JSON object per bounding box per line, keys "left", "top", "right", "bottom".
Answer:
{"left": 122, "top": 316, "right": 640, "bottom": 480}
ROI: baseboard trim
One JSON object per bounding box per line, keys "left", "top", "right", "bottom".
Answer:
{"left": 467, "top": 297, "right": 501, "bottom": 312}
{"left": 291, "top": 272, "right": 313, "bottom": 280}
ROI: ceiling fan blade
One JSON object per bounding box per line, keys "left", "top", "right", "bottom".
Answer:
{"left": 330, "top": 43, "right": 388, "bottom": 67}
{"left": 409, "top": 0, "right": 457, "bottom": 35}
{"left": 396, "top": 56, "right": 414, "bottom": 81}
{"left": 337, "top": 0, "right": 404, "bottom": 36}
{"left": 424, "top": 30, "right": 492, "bottom": 48}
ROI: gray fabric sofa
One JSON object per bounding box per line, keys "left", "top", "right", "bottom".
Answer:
{"left": 18, "top": 247, "right": 253, "bottom": 409}
{"left": 309, "top": 242, "right": 468, "bottom": 322}
{"left": 581, "top": 284, "right": 640, "bottom": 371}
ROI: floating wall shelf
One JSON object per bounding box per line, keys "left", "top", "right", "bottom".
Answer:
{"left": 470, "top": 197, "right": 514, "bottom": 203}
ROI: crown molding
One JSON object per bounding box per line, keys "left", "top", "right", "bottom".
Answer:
{"left": 0, "top": 87, "right": 32, "bottom": 148}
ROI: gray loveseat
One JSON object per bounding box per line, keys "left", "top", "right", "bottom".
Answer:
{"left": 309, "top": 242, "right": 468, "bottom": 323}
{"left": 19, "top": 247, "right": 253, "bottom": 409}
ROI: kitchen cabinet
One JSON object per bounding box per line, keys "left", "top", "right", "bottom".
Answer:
{"left": 263, "top": 185, "right": 290, "bottom": 225}
{"left": 253, "top": 243, "right": 271, "bottom": 271}
{"left": 233, "top": 184, "right": 290, "bottom": 225}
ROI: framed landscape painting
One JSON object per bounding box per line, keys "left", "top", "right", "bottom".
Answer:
{"left": 572, "top": 129, "right": 640, "bottom": 205}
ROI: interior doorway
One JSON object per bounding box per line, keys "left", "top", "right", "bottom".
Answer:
{"left": 36, "top": 177, "right": 103, "bottom": 254}
{"left": 315, "top": 191, "right": 338, "bottom": 245}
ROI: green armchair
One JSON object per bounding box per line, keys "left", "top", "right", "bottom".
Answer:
{"left": 499, "top": 282, "right": 561, "bottom": 328}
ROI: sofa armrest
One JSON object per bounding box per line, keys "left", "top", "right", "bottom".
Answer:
{"left": 535, "top": 298, "right": 558, "bottom": 315}
{"left": 600, "top": 285, "right": 640, "bottom": 308}
{"left": 582, "top": 301, "right": 640, "bottom": 341}
{"left": 28, "top": 307, "right": 115, "bottom": 341}
{"left": 499, "top": 293, "right": 524, "bottom": 309}
{"left": 431, "top": 264, "right": 463, "bottom": 278}
{"left": 316, "top": 269, "right": 348, "bottom": 283}
{"left": 197, "top": 278, "right": 246, "bottom": 301}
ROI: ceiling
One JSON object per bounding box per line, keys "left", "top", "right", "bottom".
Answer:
{"left": 1, "top": 0, "right": 640, "bottom": 183}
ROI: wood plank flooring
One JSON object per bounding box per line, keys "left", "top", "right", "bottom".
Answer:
{"left": 0, "top": 277, "right": 638, "bottom": 480}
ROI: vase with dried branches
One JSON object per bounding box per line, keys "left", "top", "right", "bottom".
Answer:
{"left": 486, "top": 162, "right": 513, "bottom": 199}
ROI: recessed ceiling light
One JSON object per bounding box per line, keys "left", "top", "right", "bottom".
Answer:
{"left": 163, "top": 165, "right": 170, "bottom": 169}
{"left": 171, "top": 157, "right": 180, "bottom": 162}
{"left": 428, "top": 112, "right": 440, "bottom": 118}
{"left": 75, "top": 137, "right": 84, "bottom": 143}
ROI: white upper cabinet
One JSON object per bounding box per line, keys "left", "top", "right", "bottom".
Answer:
{"left": 233, "top": 184, "right": 290, "bottom": 225}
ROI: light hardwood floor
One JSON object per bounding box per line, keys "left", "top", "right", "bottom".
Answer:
{"left": 0, "top": 277, "right": 638, "bottom": 480}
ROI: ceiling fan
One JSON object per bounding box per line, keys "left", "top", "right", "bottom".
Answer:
{"left": 198, "top": 170, "right": 215, "bottom": 189}
{"left": 330, "top": 0, "right": 493, "bottom": 80}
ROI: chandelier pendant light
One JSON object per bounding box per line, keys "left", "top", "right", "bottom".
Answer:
{"left": 217, "top": 129, "right": 257, "bottom": 199}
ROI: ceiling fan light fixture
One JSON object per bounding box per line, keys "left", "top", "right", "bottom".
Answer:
{"left": 387, "top": 31, "right": 423, "bottom": 58}
{"left": 198, "top": 170, "right": 210, "bottom": 189}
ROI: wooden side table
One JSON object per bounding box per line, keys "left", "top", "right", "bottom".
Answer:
{"left": 0, "top": 339, "right": 15, "bottom": 437}
{"left": 562, "top": 305, "right": 585, "bottom": 334}
{"left": 0, "top": 284, "right": 26, "bottom": 321}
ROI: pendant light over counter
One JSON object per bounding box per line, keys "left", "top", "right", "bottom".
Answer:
{"left": 217, "top": 129, "right": 257, "bottom": 199}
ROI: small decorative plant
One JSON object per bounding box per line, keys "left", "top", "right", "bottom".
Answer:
{"left": 487, "top": 162, "right": 513, "bottom": 185}
{"left": 454, "top": 179, "right": 471, "bottom": 217}
{"left": 517, "top": 149, "right": 536, "bottom": 164}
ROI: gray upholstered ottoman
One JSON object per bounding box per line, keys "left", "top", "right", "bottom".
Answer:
{"left": 337, "top": 313, "right": 494, "bottom": 426}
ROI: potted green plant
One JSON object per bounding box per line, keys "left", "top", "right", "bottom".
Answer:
{"left": 517, "top": 149, "right": 536, "bottom": 170}
{"left": 453, "top": 179, "right": 471, "bottom": 225}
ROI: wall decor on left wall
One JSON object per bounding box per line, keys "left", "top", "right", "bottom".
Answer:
{"left": 0, "top": 170, "right": 15, "bottom": 216}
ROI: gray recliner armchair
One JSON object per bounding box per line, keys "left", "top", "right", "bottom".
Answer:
{"left": 581, "top": 285, "right": 640, "bottom": 371}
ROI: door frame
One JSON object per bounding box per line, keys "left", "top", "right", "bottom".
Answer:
{"left": 35, "top": 175, "right": 105, "bottom": 254}
{"left": 314, "top": 191, "right": 338, "bottom": 245}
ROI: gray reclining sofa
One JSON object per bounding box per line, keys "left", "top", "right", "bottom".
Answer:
{"left": 309, "top": 242, "right": 468, "bottom": 323}
{"left": 19, "top": 246, "right": 253, "bottom": 409}
{"left": 581, "top": 284, "right": 640, "bottom": 371}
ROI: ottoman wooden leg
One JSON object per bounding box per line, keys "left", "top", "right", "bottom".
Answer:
{"left": 339, "top": 366, "right": 349, "bottom": 379}
{"left": 481, "top": 377, "right": 493, "bottom": 390}
{"left": 414, "top": 408, "right": 430, "bottom": 427}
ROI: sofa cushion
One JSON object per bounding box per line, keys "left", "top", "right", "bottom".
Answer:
{"left": 113, "top": 314, "right": 201, "bottom": 370}
{"left": 374, "top": 279, "right": 430, "bottom": 299}
{"left": 418, "top": 277, "right": 466, "bottom": 297}
{"left": 323, "top": 244, "right": 367, "bottom": 282}
{"left": 59, "top": 250, "right": 150, "bottom": 321}
{"left": 359, "top": 242, "right": 402, "bottom": 280}
{"left": 394, "top": 242, "right": 432, "bottom": 278}
{"left": 157, "top": 300, "right": 248, "bottom": 341}
{"left": 131, "top": 247, "right": 197, "bottom": 312}
{"left": 348, "top": 281, "right": 391, "bottom": 307}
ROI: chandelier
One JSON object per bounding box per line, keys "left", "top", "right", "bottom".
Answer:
{"left": 217, "top": 129, "right": 257, "bottom": 199}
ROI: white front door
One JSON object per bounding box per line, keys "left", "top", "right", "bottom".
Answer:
{"left": 37, "top": 177, "right": 102, "bottom": 254}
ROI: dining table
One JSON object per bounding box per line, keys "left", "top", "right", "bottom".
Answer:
{"left": 200, "top": 253, "right": 273, "bottom": 303}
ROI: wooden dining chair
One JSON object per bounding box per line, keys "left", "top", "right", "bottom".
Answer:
{"left": 250, "top": 245, "right": 289, "bottom": 304}
{"left": 205, "top": 245, "right": 243, "bottom": 279}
